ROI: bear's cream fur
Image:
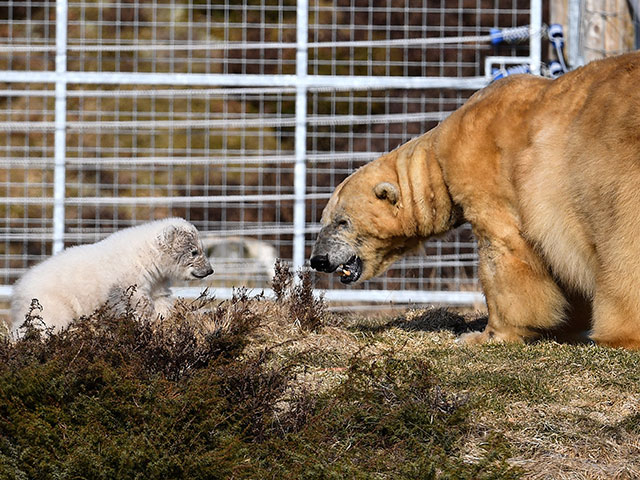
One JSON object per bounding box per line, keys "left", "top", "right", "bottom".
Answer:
{"left": 11, "top": 218, "right": 213, "bottom": 331}
{"left": 311, "top": 52, "right": 640, "bottom": 349}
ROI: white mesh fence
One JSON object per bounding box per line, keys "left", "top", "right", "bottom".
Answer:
{"left": 0, "top": 0, "right": 547, "bottom": 316}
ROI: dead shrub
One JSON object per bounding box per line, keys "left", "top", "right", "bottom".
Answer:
{"left": 271, "top": 259, "right": 327, "bottom": 332}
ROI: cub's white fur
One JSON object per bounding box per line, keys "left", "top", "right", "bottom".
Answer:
{"left": 11, "top": 218, "right": 213, "bottom": 331}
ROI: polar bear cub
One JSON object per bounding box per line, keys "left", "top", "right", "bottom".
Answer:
{"left": 10, "top": 217, "right": 213, "bottom": 331}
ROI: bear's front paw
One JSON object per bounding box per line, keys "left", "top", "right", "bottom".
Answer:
{"left": 455, "top": 330, "right": 501, "bottom": 345}
{"left": 456, "top": 327, "right": 530, "bottom": 345}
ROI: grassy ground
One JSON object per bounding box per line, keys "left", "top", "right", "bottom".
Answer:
{"left": 1, "top": 268, "right": 640, "bottom": 479}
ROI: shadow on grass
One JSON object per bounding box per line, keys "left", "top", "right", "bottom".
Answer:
{"left": 350, "top": 307, "right": 488, "bottom": 336}
{"left": 351, "top": 305, "right": 595, "bottom": 347}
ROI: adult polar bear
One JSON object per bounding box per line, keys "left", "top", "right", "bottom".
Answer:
{"left": 311, "top": 52, "right": 640, "bottom": 349}
{"left": 11, "top": 218, "right": 213, "bottom": 331}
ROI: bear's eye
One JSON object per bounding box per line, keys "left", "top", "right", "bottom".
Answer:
{"left": 191, "top": 249, "right": 199, "bottom": 257}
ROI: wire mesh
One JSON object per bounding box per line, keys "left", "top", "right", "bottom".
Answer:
{"left": 0, "top": 0, "right": 545, "bottom": 320}
{"left": 305, "top": 87, "right": 480, "bottom": 294}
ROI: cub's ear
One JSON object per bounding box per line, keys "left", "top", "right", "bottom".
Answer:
{"left": 158, "top": 225, "right": 179, "bottom": 250}
{"left": 373, "top": 182, "right": 399, "bottom": 205}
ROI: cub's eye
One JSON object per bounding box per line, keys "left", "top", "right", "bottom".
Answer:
{"left": 337, "top": 219, "right": 349, "bottom": 228}
{"left": 191, "top": 249, "right": 199, "bottom": 257}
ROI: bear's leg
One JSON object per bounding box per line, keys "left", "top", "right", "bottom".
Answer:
{"left": 545, "top": 287, "right": 593, "bottom": 344}
{"left": 590, "top": 288, "right": 640, "bottom": 349}
{"left": 459, "top": 231, "right": 567, "bottom": 345}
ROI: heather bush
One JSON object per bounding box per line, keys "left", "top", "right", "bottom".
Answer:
{"left": 0, "top": 283, "right": 520, "bottom": 479}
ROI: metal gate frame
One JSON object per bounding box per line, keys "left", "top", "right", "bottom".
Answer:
{"left": 0, "top": 0, "right": 543, "bottom": 305}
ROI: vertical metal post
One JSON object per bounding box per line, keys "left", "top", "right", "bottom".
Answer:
{"left": 53, "top": 0, "right": 68, "bottom": 254}
{"left": 529, "top": 0, "right": 542, "bottom": 75}
{"left": 293, "top": 0, "right": 308, "bottom": 271}
{"left": 632, "top": 0, "right": 640, "bottom": 49}
{"left": 568, "top": 0, "right": 585, "bottom": 68}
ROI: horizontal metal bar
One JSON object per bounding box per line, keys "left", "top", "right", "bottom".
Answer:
{"left": 0, "top": 224, "right": 318, "bottom": 243}
{"left": 0, "top": 33, "right": 505, "bottom": 53}
{"left": 484, "top": 55, "right": 532, "bottom": 78}
{"left": 0, "top": 155, "right": 299, "bottom": 167}
{"left": 0, "top": 118, "right": 297, "bottom": 131}
{"left": 0, "top": 87, "right": 299, "bottom": 97}
{"left": 0, "top": 26, "right": 545, "bottom": 55}
{"left": 0, "top": 193, "right": 330, "bottom": 205}
{"left": 68, "top": 87, "right": 299, "bottom": 97}
{"left": 0, "top": 84, "right": 444, "bottom": 97}
{"left": 0, "top": 111, "right": 449, "bottom": 133}
{"left": 173, "top": 287, "right": 486, "bottom": 305}
{"left": 0, "top": 71, "right": 489, "bottom": 90}
{"left": 0, "top": 284, "right": 483, "bottom": 305}
{"left": 0, "top": 151, "right": 381, "bottom": 168}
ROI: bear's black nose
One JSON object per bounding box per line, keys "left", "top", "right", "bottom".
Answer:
{"left": 310, "top": 254, "right": 332, "bottom": 272}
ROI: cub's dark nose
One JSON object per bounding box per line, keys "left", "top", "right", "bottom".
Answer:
{"left": 193, "top": 266, "right": 214, "bottom": 278}
{"left": 310, "top": 254, "right": 332, "bottom": 272}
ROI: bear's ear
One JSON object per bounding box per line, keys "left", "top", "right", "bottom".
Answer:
{"left": 158, "top": 225, "right": 179, "bottom": 251}
{"left": 373, "top": 182, "right": 399, "bottom": 205}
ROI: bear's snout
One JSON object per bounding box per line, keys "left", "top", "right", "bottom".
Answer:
{"left": 192, "top": 265, "right": 214, "bottom": 279}
{"left": 310, "top": 254, "right": 334, "bottom": 273}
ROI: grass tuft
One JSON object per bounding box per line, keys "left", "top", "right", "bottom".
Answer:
{"left": 272, "top": 259, "right": 328, "bottom": 332}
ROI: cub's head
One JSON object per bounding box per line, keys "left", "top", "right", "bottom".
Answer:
{"left": 310, "top": 157, "right": 422, "bottom": 284}
{"left": 158, "top": 220, "right": 214, "bottom": 281}
{"left": 310, "top": 136, "right": 461, "bottom": 284}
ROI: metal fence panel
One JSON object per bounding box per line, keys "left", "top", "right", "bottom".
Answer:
{"left": 0, "top": 0, "right": 548, "bottom": 319}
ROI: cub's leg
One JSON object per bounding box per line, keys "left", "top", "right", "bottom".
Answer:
{"left": 107, "top": 285, "right": 157, "bottom": 319}
{"left": 13, "top": 295, "right": 77, "bottom": 333}
{"left": 152, "top": 293, "right": 175, "bottom": 318}
{"left": 459, "top": 225, "right": 567, "bottom": 345}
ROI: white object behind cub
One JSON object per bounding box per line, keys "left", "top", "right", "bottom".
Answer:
{"left": 10, "top": 217, "right": 213, "bottom": 331}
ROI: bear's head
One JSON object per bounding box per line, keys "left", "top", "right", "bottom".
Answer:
{"left": 158, "top": 221, "right": 214, "bottom": 281}
{"left": 310, "top": 133, "right": 462, "bottom": 284}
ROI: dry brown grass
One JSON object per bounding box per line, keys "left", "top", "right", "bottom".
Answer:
{"left": 231, "top": 298, "right": 640, "bottom": 480}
